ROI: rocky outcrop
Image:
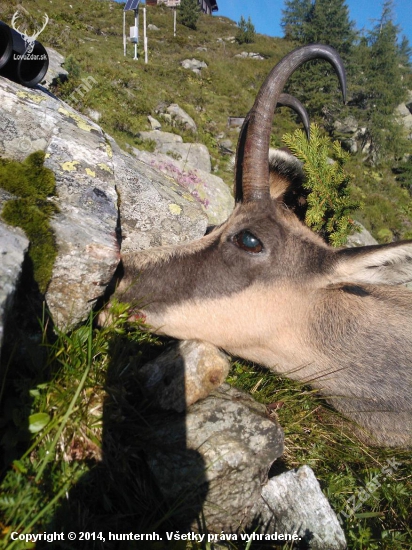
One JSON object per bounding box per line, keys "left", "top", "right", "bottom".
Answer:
{"left": 0, "top": 76, "right": 220, "bottom": 327}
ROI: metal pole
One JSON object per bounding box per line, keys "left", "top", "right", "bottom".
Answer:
{"left": 174, "top": 8, "right": 176, "bottom": 37}
{"left": 134, "top": 8, "right": 138, "bottom": 60}
{"left": 123, "top": 10, "right": 126, "bottom": 56}
{"left": 143, "top": 7, "right": 148, "bottom": 64}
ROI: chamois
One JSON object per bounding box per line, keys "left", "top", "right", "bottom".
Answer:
{"left": 112, "top": 45, "right": 412, "bottom": 447}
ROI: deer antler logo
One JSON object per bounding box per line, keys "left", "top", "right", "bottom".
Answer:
{"left": 11, "top": 11, "right": 49, "bottom": 54}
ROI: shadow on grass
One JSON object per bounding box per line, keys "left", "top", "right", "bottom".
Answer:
{"left": 0, "top": 258, "right": 208, "bottom": 549}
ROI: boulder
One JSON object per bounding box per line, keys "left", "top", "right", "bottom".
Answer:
{"left": 131, "top": 147, "right": 233, "bottom": 225}
{"left": 253, "top": 466, "right": 347, "bottom": 549}
{"left": 137, "top": 130, "right": 211, "bottom": 172}
{"left": 180, "top": 58, "right": 208, "bottom": 74}
{"left": 346, "top": 221, "right": 378, "bottom": 247}
{"left": 147, "top": 115, "right": 161, "bottom": 130}
{"left": 0, "top": 221, "right": 29, "bottom": 354}
{"left": 146, "top": 384, "right": 285, "bottom": 532}
{"left": 0, "top": 76, "right": 207, "bottom": 327}
{"left": 166, "top": 103, "right": 197, "bottom": 132}
{"left": 138, "top": 340, "right": 230, "bottom": 412}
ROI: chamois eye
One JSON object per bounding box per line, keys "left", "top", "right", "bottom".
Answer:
{"left": 233, "top": 230, "right": 263, "bottom": 253}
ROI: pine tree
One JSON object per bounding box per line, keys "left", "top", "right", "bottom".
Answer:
{"left": 282, "top": 0, "right": 355, "bottom": 122}
{"left": 352, "top": 0, "right": 409, "bottom": 160}
{"left": 282, "top": 124, "right": 359, "bottom": 246}
{"left": 236, "top": 15, "right": 256, "bottom": 44}
{"left": 178, "top": 0, "right": 200, "bottom": 31}
{"left": 281, "top": 0, "right": 312, "bottom": 43}
{"left": 304, "top": 0, "right": 355, "bottom": 57}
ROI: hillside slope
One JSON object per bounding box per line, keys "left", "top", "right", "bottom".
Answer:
{"left": 0, "top": 0, "right": 411, "bottom": 241}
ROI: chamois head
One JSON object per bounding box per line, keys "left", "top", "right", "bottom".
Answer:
{"left": 113, "top": 45, "right": 412, "bottom": 447}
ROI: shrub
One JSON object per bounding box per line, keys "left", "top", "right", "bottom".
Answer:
{"left": 178, "top": 0, "right": 200, "bottom": 31}
{"left": 236, "top": 15, "right": 256, "bottom": 45}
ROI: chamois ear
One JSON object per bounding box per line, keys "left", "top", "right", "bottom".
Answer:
{"left": 269, "top": 148, "right": 308, "bottom": 221}
{"left": 332, "top": 242, "right": 412, "bottom": 285}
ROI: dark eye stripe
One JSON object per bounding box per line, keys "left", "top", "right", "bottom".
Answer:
{"left": 233, "top": 230, "right": 263, "bottom": 253}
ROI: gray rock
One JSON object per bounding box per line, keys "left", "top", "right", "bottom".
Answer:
{"left": 115, "top": 140, "right": 207, "bottom": 253}
{"left": 180, "top": 58, "right": 208, "bottom": 74}
{"left": 136, "top": 131, "right": 211, "bottom": 172}
{"left": 147, "top": 115, "right": 161, "bottom": 130}
{"left": 234, "top": 51, "right": 264, "bottom": 60}
{"left": 146, "top": 384, "right": 284, "bottom": 532}
{"left": 131, "top": 147, "right": 233, "bottom": 225}
{"left": 253, "top": 466, "right": 347, "bottom": 549}
{"left": 334, "top": 115, "right": 359, "bottom": 135}
{"left": 139, "top": 340, "right": 230, "bottom": 412}
{"left": 219, "top": 138, "right": 234, "bottom": 154}
{"left": 227, "top": 116, "right": 245, "bottom": 128}
{"left": 346, "top": 221, "right": 378, "bottom": 247}
{"left": 0, "top": 222, "right": 29, "bottom": 354}
{"left": 138, "top": 130, "right": 183, "bottom": 145}
{"left": 43, "top": 47, "right": 69, "bottom": 89}
{"left": 86, "top": 108, "right": 102, "bottom": 122}
{"left": 166, "top": 103, "right": 197, "bottom": 133}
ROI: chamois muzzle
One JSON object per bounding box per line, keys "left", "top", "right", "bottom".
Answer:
{"left": 235, "top": 44, "right": 346, "bottom": 204}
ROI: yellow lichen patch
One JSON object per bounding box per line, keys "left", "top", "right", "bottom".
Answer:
{"left": 97, "top": 163, "right": 113, "bottom": 173}
{"left": 182, "top": 193, "right": 195, "bottom": 203}
{"left": 105, "top": 142, "right": 113, "bottom": 158}
{"left": 61, "top": 161, "right": 80, "bottom": 172}
{"left": 45, "top": 153, "right": 51, "bottom": 159}
{"left": 85, "top": 168, "right": 96, "bottom": 177}
{"left": 17, "top": 91, "right": 46, "bottom": 104}
{"left": 169, "top": 203, "right": 182, "bottom": 215}
{"left": 58, "top": 107, "right": 95, "bottom": 132}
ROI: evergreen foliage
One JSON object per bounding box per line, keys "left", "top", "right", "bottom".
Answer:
{"left": 350, "top": 1, "right": 409, "bottom": 160}
{"left": 178, "top": 0, "right": 200, "bottom": 31}
{"left": 281, "top": 0, "right": 355, "bottom": 56}
{"left": 281, "top": 0, "right": 312, "bottom": 43}
{"left": 236, "top": 15, "right": 256, "bottom": 45}
{"left": 0, "top": 152, "right": 58, "bottom": 293}
{"left": 282, "top": 124, "right": 359, "bottom": 246}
